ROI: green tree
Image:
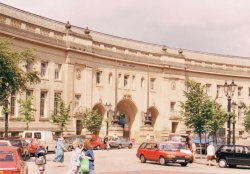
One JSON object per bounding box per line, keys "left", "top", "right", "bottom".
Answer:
{"left": 206, "top": 99, "right": 227, "bottom": 144}
{"left": 0, "top": 39, "right": 40, "bottom": 138}
{"left": 81, "top": 108, "right": 102, "bottom": 135}
{"left": 17, "top": 96, "right": 36, "bottom": 130}
{"left": 239, "top": 102, "right": 250, "bottom": 131}
{"left": 180, "top": 80, "right": 211, "bottom": 155}
{"left": 51, "top": 96, "right": 71, "bottom": 137}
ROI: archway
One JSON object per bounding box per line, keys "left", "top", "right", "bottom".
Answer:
{"left": 147, "top": 106, "right": 159, "bottom": 127}
{"left": 116, "top": 99, "right": 137, "bottom": 138}
{"left": 92, "top": 102, "right": 106, "bottom": 136}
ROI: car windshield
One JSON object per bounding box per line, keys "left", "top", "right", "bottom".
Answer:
{"left": 160, "top": 143, "right": 184, "bottom": 150}
{"left": 0, "top": 151, "right": 14, "bottom": 162}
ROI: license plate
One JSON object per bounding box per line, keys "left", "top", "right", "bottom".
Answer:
{"left": 176, "top": 160, "right": 185, "bottom": 162}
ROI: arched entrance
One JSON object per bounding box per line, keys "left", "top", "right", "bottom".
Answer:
{"left": 92, "top": 103, "right": 106, "bottom": 136}
{"left": 116, "top": 99, "right": 137, "bottom": 138}
{"left": 147, "top": 106, "right": 159, "bottom": 128}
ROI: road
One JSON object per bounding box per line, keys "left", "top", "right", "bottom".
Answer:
{"left": 27, "top": 147, "right": 250, "bottom": 174}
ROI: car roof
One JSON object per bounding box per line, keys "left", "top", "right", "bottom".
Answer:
{"left": 0, "top": 146, "right": 18, "bottom": 151}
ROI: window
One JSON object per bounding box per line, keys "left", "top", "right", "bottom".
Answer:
{"left": 170, "top": 102, "right": 176, "bottom": 112}
{"left": 26, "top": 61, "right": 33, "bottom": 72}
{"left": 74, "top": 95, "right": 81, "bottom": 109}
{"left": 118, "top": 74, "right": 122, "bottom": 88}
{"left": 24, "top": 132, "right": 32, "bottom": 138}
{"left": 235, "top": 146, "right": 244, "bottom": 153}
{"left": 96, "top": 71, "right": 102, "bottom": 85}
{"left": 150, "top": 78, "right": 156, "bottom": 91}
{"left": 41, "top": 62, "right": 48, "bottom": 78}
{"left": 238, "top": 106, "right": 244, "bottom": 120}
{"left": 141, "top": 77, "right": 145, "bottom": 88}
{"left": 40, "top": 91, "right": 47, "bottom": 117}
{"left": 132, "top": 76, "right": 136, "bottom": 90}
{"left": 206, "top": 84, "right": 211, "bottom": 96}
{"left": 124, "top": 75, "right": 129, "bottom": 88}
{"left": 216, "top": 85, "right": 221, "bottom": 97}
{"left": 54, "top": 92, "right": 61, "bottom": 112}
{"left": 54, "top": 63, "right": 61, "bottom": 80}
{"left": 26, "top": 89, "right": 33, "bottom": 99}
{"left": 10, "top": 94, "right": 16, "bottom": 116}
{"left": 34, "top": 132, "right": 41, "bottom": 139}
{"left": 108, "top": 73, "right": 113, "bottom": 85}
{"left": 238, "top": 87, "right": 243, "bottom": 97}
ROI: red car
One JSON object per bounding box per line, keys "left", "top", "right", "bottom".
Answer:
{"left": 136, "top": 141, "right": 191, "bottom": 166}
{"left": 90, "top": 138, "right": 106, "bottom": 150}
{"left": 0, "top": 146, "right": 28, "bottom": 174}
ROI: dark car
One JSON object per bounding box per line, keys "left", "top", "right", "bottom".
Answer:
{"left": 136, "top": 141, "right": 190, "bottom": 166}
{"left": 215, "top": 145, "right": 250, "bottom": 168}
{"left": 64, "top": 135, "right": 85, "bottom": 151}
{"left": 108, "top": 138, "right": 133, "bottom": 149}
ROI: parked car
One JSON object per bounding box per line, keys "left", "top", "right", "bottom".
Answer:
{"left": 167, "top": 141, "right": 194, "bottom": 163}
{"left": 0, "top": 140, "right": 12, "bottom": 146}
{"left": 8, "top": 139, "right": 24, "bottom": 156}
{"left": 64, "top": 135, "right": 85, "bottom": 151}
{"left": 0, "top": 146, "right": 28, "bottom": 174}
{"left": 22, "top": 130, "right": 56, "bottom": 152}
{"left": 90, "top": 138, "right": 106, "bottom": 150}
{"left": 215, "top": 144, "right": 250, "bottom": 168}
{"left": 136, "top": 141, "right": 190, "bottom": 166}
{"left": 109, "top": 138, "right": 133, "bottom": 149}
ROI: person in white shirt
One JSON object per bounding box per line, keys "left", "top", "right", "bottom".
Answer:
{"left": 206, "top": 142, "right": 215, "bottom": 166}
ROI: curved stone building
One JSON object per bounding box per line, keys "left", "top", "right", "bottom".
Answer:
{"left": 0, "top": 3, "right": 249, "bottom": 142}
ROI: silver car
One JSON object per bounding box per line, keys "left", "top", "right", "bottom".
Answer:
{"left": 109, "top": 138, "right": 133, "bottom": 149}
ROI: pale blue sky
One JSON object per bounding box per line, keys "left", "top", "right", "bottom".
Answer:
{"left": 1, "top": 0, "right": 250, "bottom": 57}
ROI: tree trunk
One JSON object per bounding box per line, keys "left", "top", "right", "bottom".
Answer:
{"left": 61, "top": 127, "right": 63, "bottom": 137}
{"left": 4, "top": 100, "right": 9, "bottom": 139}
{"left": 199, "top": 132, "right": 202, "bottom": 159}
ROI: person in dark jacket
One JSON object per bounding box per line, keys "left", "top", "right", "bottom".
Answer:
{"left": 35, "top": 142, "right": 46, "bottom": 174}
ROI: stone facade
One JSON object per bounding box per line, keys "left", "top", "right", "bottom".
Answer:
{"left": 0, "top": 3, "right": 249, "bottom": 143}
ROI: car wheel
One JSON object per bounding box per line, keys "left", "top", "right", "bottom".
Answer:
{"left": 229, "top": 164, "right": 236, "bottom": 168}
{"left": 118, "top": 144, "right": 122, "bottom": 149}
{"left": 140, "top": 155, "right": 146, "bottom": 163}
{"left": 159, "top": 156, "right": 166, "bottom": 165}
{"left": 218, "top": 159, "right": 227, "bottom": 168}
{"left": 181, "top": 163, "right": 188, "bottom": 167}
{"left": 128, "top": 144, "right": 132, "bottom": 149}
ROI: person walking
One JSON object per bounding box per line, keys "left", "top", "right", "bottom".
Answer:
{"left": 206, "top": 142, "right": 215, "bottom": 166}
{"left": 35, "top": 142, "right": 46, "bottom": 174}
{"left": 81, "top": 140, "right": 95, "bottom": 174}
{"left": 67, "top": 140, "right": 82, "bottom": 174}
{"left": 53, "top": 137, "right": 67, "bottom": 166}
{"left": 191, "top": 142, "right": 196, "bottom": 161}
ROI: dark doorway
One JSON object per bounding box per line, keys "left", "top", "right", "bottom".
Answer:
{"left": 172, "top": 122, "right": 178, "bottom": 133}
{"left": 76, "top": 120, "right": 83, "bottom": 135}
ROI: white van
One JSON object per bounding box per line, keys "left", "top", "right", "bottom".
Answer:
{"left": 22, "top": 131, "right": 56, "bottom": 152}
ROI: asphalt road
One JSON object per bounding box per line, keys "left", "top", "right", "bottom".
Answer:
{"left": 27, "top": 147, "right": 250, "bottom": 174}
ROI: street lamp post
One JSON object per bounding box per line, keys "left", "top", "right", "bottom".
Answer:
{"left": 232, "top": 101, "right": 237, "bottom": 145}
{"left": 223, "top": 80, "right": 237, "bottom": 145}
{"left": 104, "top": 102, "right": 112, "bottom": 136}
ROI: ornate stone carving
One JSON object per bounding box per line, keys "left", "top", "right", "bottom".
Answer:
{"left": 76, "top": 69, "right": 81, "bottom": 80}
{"left": 65, "top": 21, "right": 71, "bottom": 30}
{"left": 84, "top": 27, "right": 90, "bottom": 35}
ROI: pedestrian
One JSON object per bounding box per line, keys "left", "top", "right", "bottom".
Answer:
{"left": 206, "top": 142, "right": 215, "bottom": 166}
{"left": 81, "top": 139, "right": 95, "bottom": 174}
{"left": 53, "top": 137, "right": 68, "bottom": 166}
{"left": 67, "top": 140, "right": 82, "bottom": 174}
{"left": 35, "top": 142, "right": 46, "bottom": 174}
{"left": 146, "top": 134, "right": 150, "bottom": 142}
{"left": 106, "top": 140, "right": 110, "bottom": 151}
{"left": 191, "top": 142, "right": 196, "bottom": 161}
{"left": 103, "top": 136, "right": 109, "bottom": 150}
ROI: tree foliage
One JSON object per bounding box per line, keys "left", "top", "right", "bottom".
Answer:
{"left": 51, "top": 96, "right": 71, "bottom": 136}
{"left": 239, "top": 102, "right": 250, "bottom": 131}
{"left": 81, "top": 108, "right": 102, "bottom": 135}
{"left": 0, "top": 38, "right": 40, "bottom": 137}
{"left": 17, "top": 96, "right": 36, "bottom": 130}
